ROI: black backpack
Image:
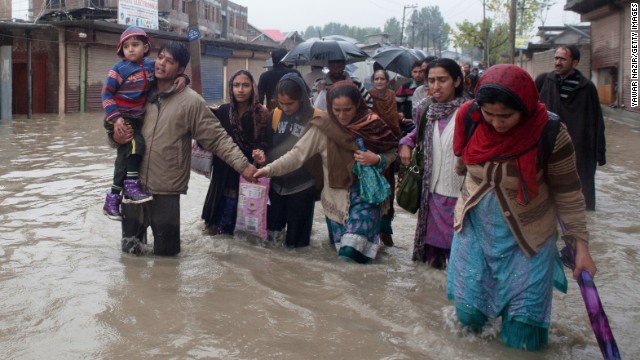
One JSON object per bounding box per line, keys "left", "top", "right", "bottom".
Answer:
{"left": 463, "top": 102, "right": 561, "bottom": 171}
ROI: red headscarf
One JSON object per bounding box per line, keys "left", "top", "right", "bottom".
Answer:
{"left": 453, "top": 64, "right": 549, "bottom": 205}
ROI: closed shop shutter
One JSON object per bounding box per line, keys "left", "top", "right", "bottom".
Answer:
{"left": 201, "top": 55, "right": 224, "bottom": 103}
{"left": 592, "top": 14, "right": 620, "bottom": 69}
{"left": 248, "top": 59, "right": 265, "bottom": 80}
{"left": 227, "top": 57, "right": 246, "bottom": 74}
{"left": 66, "top": 44, "right": 81, "bottom": 113}
{"left": 87, "top": 45, "right": 119, "bottom": 112}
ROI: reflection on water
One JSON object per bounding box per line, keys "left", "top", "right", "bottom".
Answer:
{"left": 0, "top": 113, "right": 638, "bottom": 359}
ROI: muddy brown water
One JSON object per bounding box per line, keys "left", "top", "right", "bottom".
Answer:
{"left": 0, "top": 113, "right": 638, "bottom": 359}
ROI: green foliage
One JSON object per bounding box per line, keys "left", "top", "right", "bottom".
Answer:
{"left": 453, "top": 0, "right": 544, "bottom": 65}
{"left": 407, "top": 6, "right": 450, "bottom": 54}
{"left": 300, "top": 22, "right": 382, "bottom": 43}
{"left": 383, "top": 17, "right": 402, "bottom": 44}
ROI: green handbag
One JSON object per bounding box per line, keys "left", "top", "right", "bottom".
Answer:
{"left": 396, "top": 107, "right": 427, "bottom": 214}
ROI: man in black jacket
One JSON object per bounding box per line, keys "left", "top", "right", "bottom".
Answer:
{"left": 258, "top": 48, "right": 301, "bottom": 110}
{"left": 537, "top": 45, "right": 606, "bottom": 210}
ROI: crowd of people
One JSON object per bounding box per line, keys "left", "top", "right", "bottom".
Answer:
{"left": 101, "top": 26, "right": 605, "bottom": 352}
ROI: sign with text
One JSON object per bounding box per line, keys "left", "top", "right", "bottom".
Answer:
{"left": 118, "top": 0, "right": 159, "bottom": 30}
{"left": 515, "top": 36, "right": 529, "bottom": 50}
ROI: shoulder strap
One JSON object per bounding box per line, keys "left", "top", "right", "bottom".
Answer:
{"left": 539, "top": 111, "right": 561, "bottom": 168}
{"left": 272, "top": 108, "right": 282, "bottom": 131}
{"left": 464, "top": 101, "right": 480, "bottom": 143}
{"left": 417, "top": 104, "right": 429, "bottom": 142}
{"left": 465, "top": 105, "right": 560, "bottom": 169}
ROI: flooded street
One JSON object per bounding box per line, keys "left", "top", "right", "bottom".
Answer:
{"left": 0, "top": 112, "right": 638, "bottom": 359}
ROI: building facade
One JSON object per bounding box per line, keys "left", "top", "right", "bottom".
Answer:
{"left": 0, "top": 1, "right": 274, "bottom": 116}
{"left": 565, "top": 0, "right": 639, "bottom": 113}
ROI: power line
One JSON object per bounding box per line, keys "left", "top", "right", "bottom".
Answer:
{"left": 366, "top": 0, "right": 397, "bottom": 13}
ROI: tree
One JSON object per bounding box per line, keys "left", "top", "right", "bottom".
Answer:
{"left": 406, "top": 6, "right": 450, "bottom": 55}
{"left": 383, "top": 17, "right": 402, "bottom": 45}
{"left": 301, "top": 23, "right": 382, "bottom": 43}
{"left": 454, "top": 19, "right": 509, "bottom": 66}
{"left": 453, "top": 0, "right": 543, "bottom": 65}
{"left": 302, "top": 26, "right": 322, "bottom": 39}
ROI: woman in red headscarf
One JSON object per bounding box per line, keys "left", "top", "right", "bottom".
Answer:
{"left": 446, "top": 64, "right": 597, "bottom": 351}
{"left": 255, "top": 81, "right": 398, "bottom": 263}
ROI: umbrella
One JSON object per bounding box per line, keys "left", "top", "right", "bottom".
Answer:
{"left": 281, "top": 38, "right": 369, "bottom": 66}
{"left": 371, "top": 46, "right": 422, "bottom": 78}
{"left": 559, "top": 222, "right": 621, "bottom": 360}
{"left": 409, "top": 48, "right": 427, "bottom": 61}
{"left": 305, "top": 35, "right": 360, "bottom": 44}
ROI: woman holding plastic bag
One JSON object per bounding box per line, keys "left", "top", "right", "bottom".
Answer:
{"left": 252, "top": 73, "right": 323, "bottom": 248}
{"left": 201, "top": 70, "right": 269, "bottom": 235}
{"left": 254, "top": 81, "right": 398, "bottom": 263}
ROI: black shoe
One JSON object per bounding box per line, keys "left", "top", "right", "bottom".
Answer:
{"left": 380, "top": 233, "right": 394, "bottom": 247}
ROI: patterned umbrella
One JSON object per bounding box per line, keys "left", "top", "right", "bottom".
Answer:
{"left": 559, "top": 226, "right": 621, "bottom": 359}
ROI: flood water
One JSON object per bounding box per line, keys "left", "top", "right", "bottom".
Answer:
{"left": 0, "top": 113, "right": 638, "bottom": 359}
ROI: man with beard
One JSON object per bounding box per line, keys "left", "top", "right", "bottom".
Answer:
{"left": 536, "top": 45, "right": 606, "bottom": 211}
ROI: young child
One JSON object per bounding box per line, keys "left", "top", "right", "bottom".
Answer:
{"left": 101, "top": 26, "right": 155, "bottom": 220}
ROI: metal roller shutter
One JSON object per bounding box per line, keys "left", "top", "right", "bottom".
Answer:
{"left": 227, "top": 57, "right": 245, "bottom": 76}
{"left": 66, "top": 44, "right": 81, "bottom": 113}
{"left": 201, "top": 55, "right": 224, "bottom": 103}
{"left": 87, "top": 45, "right": 119, "bottom": 112}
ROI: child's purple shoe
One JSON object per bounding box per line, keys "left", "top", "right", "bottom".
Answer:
{"left": 122, "top": 179, "right": 153, "bottom": 204}
{"left": 103, "top": 193, "right": 123, "bottom": 221}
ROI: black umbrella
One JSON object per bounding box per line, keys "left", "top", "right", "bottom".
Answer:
{"left": 281, "top": 38, "right": 369, "bottom": 66}
{"left": 372, "top": 46, "right": 422, "bottom": 77}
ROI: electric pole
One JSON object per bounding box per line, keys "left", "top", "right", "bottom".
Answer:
{"left": 188, "top": 0, "right": 202, "bottom": 94}
{"left": 519, "top": 0, "right": 527, "bottom": 67}
{"left": 400, "top": 4, "right": 417, "bottom": 46}
{"left": 509, "top": 0, "right": 517, "bottom": 64}
{"left": 482, "top": 0, "right": 489, "bottom": 68}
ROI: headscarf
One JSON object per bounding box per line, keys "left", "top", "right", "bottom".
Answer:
{"left": 278, "top": 72, "right": 314, "bottom": 120}
{"left": 325, "top": 81, "right": 397, "bottom": 152}
{"left": 228, "top": 69, "right": 270, "bottom": 152}
{"left": 311, "top": 80, "right": 398, "bottom": 189}
{"left": 369, "top": 87, "right": 402, "bottom": 137}
{"left": 453, "top": 64, "right": 549, "bottom": 205}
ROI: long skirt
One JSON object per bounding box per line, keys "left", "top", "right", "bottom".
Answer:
{"left": 446, "top": 191, "right": 567, "bottom": 351}
{"left": 413, "top": 192, "right": 457, "bottom": 268}
{"left": 326, "top": 185, "right": 381, "bottom": 264}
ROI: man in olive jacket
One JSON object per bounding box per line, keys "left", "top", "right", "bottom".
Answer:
{"left": 537, "top": 45, "right": 606, "bottom": 210}
{"left": 113, "top": 41, "right": 257, "bottom": 255}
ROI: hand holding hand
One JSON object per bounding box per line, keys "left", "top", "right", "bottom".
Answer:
{"left": 399, "top": 145, "right": 412, "bottom": 166}
{"left": 252, "top": 149, "right": 266, "bottom": 165}
{"left": 254, "top": 167, "right": 268, "bottom": 179}
{"left": 241, "top": 164, "right": 258, "bottom": 183}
